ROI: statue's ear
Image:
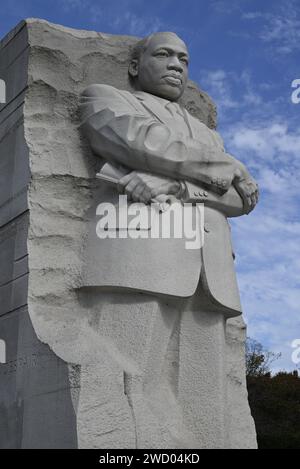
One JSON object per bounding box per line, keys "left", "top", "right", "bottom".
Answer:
{"left": 128, "top": 59, "right": 139, "bottom": 78}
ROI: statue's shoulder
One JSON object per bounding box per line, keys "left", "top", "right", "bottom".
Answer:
{"left": 81, "top": 84, "right": 137, "bottom": 103}
{"left": 81, "top": 83, "right": 125, "bottom": 98}
{"left": 80, "top": 84, "right": 143, "bottom": 112}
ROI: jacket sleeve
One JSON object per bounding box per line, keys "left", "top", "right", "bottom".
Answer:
{"left": 182, "top": 180, "right": 245, "bottom": 218}
{"left": 79, "top": 84, "right": 240, "bottom": 195}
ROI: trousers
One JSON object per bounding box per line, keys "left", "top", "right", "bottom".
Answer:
{"left": 75, "top": 280, "right": 237, "bottom": 449}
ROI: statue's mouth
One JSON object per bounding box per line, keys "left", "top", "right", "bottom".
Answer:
{"left": 163, "top": 75, "right": 182, "bottom": 86}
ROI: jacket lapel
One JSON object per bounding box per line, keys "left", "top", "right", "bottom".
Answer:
{"left": 134, "top": 91, "right": 198, "bottom": 139}
{"left": 182, "top": 108, "right": 197, "bottom": 139}
{"left": 134, "top": 91, "right": 173, "bottom": 125}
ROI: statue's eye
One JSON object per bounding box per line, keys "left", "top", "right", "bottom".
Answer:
{"left": 180, "top": 57, "right": 189, "bottom": 65}
{"left": 155, "top": 50, "right": 169, "bottom": 57}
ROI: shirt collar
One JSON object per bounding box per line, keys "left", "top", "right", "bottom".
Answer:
{"left": 134, "top": 90, "right": 178, "bottom": 108}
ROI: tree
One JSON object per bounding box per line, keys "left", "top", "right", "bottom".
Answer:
{"left": 247, "top": 370, "right": 300, "bottom": 449}
{"left": 245, "top": 338, "right": 300, "bottom": 449}
{"left": 245, "top": 337, "right": 281, "bottom": 377}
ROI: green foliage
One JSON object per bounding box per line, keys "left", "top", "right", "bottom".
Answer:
{"left": 246, "top": 337, "right": 281, "bottom": 377}
{"left": 246, "top": 338, "right": 300, "bottom": 449}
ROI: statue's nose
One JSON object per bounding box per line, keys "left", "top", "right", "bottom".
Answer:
{"left": 167, "top": 56, "right": 184, "bottom": 72}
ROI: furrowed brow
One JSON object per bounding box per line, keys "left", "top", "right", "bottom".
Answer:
{"left": 154, "top": 47, "right": 189, "bottom": 59}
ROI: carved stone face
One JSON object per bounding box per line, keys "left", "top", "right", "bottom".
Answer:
{"left": 131, "top": 33, "right": 189, "bottom": 101}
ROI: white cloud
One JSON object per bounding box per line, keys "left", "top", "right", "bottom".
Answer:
{"left": 260, "top": 16, "right": 300, "bottom": 53}
{"left": 111, "top": 11, "right": 164, "bottom": 36}
{"left": 227, "top": 122, "right": 300, "bottom": 156}
{"left": 242, "top": 12, "right": 264, "bottom": 20}
{"left": 233, "top": 215, "right": 300, "bottom": 372}
{"left": 199, "top": 70, "right": 239, "bottom": 110}
{"left": 62, "top": 0, "right": 90, "bottom": 11}
{"left": 210, "top": 64, "right": 300, "bottom": 371}
{"left": 243, "top": 1, "right": 300, "bottom": 54}
{"left": 199, "top": 69, "right": 300, "bottom": 371}
{"left": 259, "top": 168, "right": 291, "bottom": 194}
{"left": 199, "top": 69, "right": 262, "bottom": 120}
{"left": 211, "top": 0, "right": 245, "bottom": 15}
{"left": 61, "top": 0, "right": 163, "bottom": 34}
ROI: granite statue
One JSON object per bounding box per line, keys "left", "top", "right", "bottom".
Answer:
{"left": 0, "top": 20, "right": 258, "bottom": 448}
{"left": 79, "top": 31, "right": 259, "bottom": 448}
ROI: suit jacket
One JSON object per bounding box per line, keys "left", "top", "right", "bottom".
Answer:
{"left": 80, "top": 84, "right": 247, "bottom": 317}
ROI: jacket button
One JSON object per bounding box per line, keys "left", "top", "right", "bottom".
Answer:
{"left": 204, "top": 191, "right": 208, "bottom": 197}
{"left": 194, "top": 191, "right": 198, "bottom": 196}
{"left": 204, "top": 223, "right": 210, "bottom": 233}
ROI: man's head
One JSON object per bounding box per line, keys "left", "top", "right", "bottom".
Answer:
{"left": 128, "top": 32, "right": 189, "bottom": 101}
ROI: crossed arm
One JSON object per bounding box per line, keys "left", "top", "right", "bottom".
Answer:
{"left": 116, "top": 171, "right": 246, "bottom": 218}
{"left": 80, "top": 84, "right": 259, "bottom": 217}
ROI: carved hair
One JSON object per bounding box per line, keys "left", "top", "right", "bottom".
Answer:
{"left": 128, "top": 34, "right": 154, "bottom": 87}
{"left": 129, "top": 34, "right": 155, "bottom": 64}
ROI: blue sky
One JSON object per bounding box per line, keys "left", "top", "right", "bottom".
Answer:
{"left": 1, "top": 0, "right": 299, "bottom": 372}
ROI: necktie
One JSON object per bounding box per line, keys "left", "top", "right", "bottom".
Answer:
{"left": 165, "top": 101, "right": 183, "bottom": 118}
{"left": 165, "top": 101, "right": 192, "bottom": 137}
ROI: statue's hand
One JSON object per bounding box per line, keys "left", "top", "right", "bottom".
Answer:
{"left": 118, "top": 171, "right": 182, "bottom": 204}
{"left": 233, "top": 163, "right": 259, "bottom": 214}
